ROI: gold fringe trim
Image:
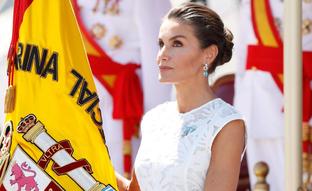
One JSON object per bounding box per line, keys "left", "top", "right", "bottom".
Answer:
{"left": 4, "top": 86, "right": 15, "bottom": 113}
{"left": 123, "top": 140, "right": 132, "bottom": 155}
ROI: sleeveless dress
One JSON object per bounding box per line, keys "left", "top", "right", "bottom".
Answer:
{"left": 134, "top": 98, "right": 245, "bottom": 191}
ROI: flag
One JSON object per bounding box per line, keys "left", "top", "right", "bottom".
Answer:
{"left": 0, "top": 0, "right": 118, "bottom": 190}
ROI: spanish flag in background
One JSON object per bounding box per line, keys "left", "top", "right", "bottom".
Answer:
{"left": 0, "top": 0, "right": 118, "bottom": 190}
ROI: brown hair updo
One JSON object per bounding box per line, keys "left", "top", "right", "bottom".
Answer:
{"left": 165, "top": 2, "right": 234, "bottom": 74}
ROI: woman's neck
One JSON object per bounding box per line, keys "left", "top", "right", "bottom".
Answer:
{"left": 174, "top": 78, "right": 216, "bottom": 113}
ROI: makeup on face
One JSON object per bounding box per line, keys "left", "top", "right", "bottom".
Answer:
{"left": 157, "top": 19, "right": 205, "bottom": 83}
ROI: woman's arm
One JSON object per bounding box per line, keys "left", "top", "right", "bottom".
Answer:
{"left": 115, "top": 171, "right": 130, "bottom": 191}
{"left": 204, "top": 119, "right": 246, "bottom": 191}
{"left": 128, "top": 170, "right": 141, "bottom": 191}
{"left": 115, "top": 170, "right": 141, "bottom": 191}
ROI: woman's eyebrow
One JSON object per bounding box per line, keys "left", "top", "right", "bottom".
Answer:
{"left": 169, "top": 35, "right": 186, "bottom": 41}
{"left": 158, "top": 35, "right": 186, "bottom": 42}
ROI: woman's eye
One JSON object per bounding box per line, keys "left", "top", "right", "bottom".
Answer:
{"left": 173, "top": 40, "right": 183, "bottom": 47}
{"left": 158, "top": 40, "right": 164, "bottom": 48}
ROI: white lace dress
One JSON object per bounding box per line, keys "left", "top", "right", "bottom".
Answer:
{"left": 134, "top": 98, "right": 245, "bottom": 191}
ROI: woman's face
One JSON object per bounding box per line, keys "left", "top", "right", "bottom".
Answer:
{"left": 157, "top": 19, "right": 206, "bottom": 84}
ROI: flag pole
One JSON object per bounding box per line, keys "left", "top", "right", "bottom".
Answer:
{"left": 284, "top": 0, "right": 302, "bottom": 190}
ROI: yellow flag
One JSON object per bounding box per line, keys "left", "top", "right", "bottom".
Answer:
{"left": 0, "top": 0, "right": 118, "bottom": 190}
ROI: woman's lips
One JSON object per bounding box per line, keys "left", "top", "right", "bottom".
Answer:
{"left": 159, "top": 65, "right": 173, "bottom": 71}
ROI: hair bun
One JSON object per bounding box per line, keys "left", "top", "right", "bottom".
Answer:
{"left": 166, "top": 3, "right": 235, "bottom": 73}
{"left": 221, "top": 27, "right": 234, "bottom": 64}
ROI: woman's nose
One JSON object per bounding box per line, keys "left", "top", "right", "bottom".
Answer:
{"left": 158, "top": 47, "right": 170, "bottom": 63}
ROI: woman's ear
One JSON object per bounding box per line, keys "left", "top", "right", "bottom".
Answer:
{"left": 204, "top": 44, "right": 218, "bottom": 65}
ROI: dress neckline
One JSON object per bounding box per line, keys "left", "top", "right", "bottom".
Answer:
{"left": 175, "top": 98, "right": 222, "bottom": 117}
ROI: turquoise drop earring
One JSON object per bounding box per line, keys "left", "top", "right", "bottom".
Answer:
{"left": 203, "top": 63, "right": 209, "bottom": 78}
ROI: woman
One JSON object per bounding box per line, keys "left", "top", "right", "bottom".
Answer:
{"left": 119, "top": 2, "right": 246, "bottom": 191}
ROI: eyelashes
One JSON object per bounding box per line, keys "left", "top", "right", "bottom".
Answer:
{"left": 172, "top": 40, "right": 183, "bottom": 47}
{"left": 158, "top": 40, "right": 164, "bottom": 48}
{"left": 158, "top": 40, "right": 183, "bottom": 48}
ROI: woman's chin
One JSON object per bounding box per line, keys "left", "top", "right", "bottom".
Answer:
{"left": 158, "top": 76, "right": 173, "bottom": 84}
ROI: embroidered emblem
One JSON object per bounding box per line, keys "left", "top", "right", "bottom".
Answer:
{"left": 2, "top": 146, "right": 63, "bottom": 191}
{"left": 181, "top": 126, "right": 196, "bottom": 137}
{"left": 0, "top": 121, "right": 13, "bottom": 155}
{"left": 0, "top": 121, "right": 13, "bottom": 182}
{"left": 10, "top": 162, "right": 39, "bottom": 191}
{"left": 15, "top": 113, "right": 116, "bottom": 191}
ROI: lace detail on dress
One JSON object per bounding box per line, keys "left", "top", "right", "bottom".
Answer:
{"left": 135, "top": 98, "right": 244, "bottom": 191}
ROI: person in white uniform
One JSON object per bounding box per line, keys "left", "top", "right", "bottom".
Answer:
{"left": 123, "top": 3, "right": 246, "bottom": 191}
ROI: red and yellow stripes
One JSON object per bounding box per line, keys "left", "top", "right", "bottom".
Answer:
{"left": 251, "top": 0, "right": 282, "bottom": 47}
{"left": 248, "top": 0, "right": 284, "bottom": 92}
